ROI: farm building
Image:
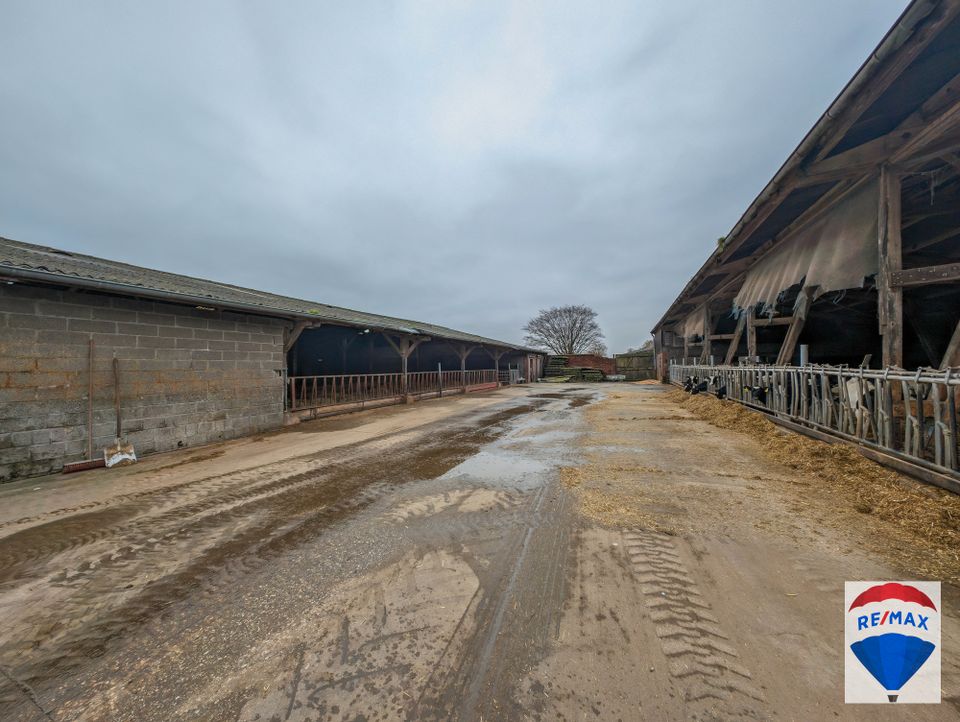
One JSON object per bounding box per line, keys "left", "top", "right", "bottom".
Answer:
{"left": 652, "top": 0, "right": 960, "bottom": 487}
{"left": 0, "top": 237, "right": 543, "bottom": 481}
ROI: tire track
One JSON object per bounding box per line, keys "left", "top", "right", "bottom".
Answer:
{"left": 0, "top": 405, "right": 537, "bottom": 581}
{"left": 0, "top": 404, "right": 538, "bottom": 708}
{"left": 623, "top": 530, "right": 766, "bottom": 719}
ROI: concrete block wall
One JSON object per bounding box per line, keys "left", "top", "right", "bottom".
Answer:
{"left": 0, "top": 283, "right": 287, "bottom": 481}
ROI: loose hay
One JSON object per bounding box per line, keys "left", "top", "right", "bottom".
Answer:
{"left": 560, "top": 466, "right": 584, "bottom": 489}
{"left": 577, "top": 489, "right": 672, "bottom": 533}
{"left": 664, "top": 388, "right": 960, "bottom": 584}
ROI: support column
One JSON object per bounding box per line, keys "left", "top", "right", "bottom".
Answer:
{"left": 483, "top": 347, "right": 506, "bottom": 382}
{"left": 746, "top": 309, "right": 757, "bottom": 361}
{"left": 878, "top": 165, "right": 903, "bottom": 368}
{"left": 382, "top": 333, "right": 428, "bottom": 393}
{"left": 776, "top": 287, "right": 815, "bottom": 366}
{"left": 450, "top": 344, "right": 475, "bottom": 389}
{"left": 724, "top": 315, "right": 746, "bottom": 365}
{"left": 284, "top": 321, "right": 319, "bottom": 378}
{"left": 698, "top": 304, "right": 713, "bottom": 364}
{"left": 941, "top": 319, "right": 960, "bottom": 369}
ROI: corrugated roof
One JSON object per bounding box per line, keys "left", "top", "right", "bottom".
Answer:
{"left": 0, "top": 236, "right": 538, "bottom": 352}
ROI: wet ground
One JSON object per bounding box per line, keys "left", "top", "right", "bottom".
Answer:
{"left": 1, "top": 384, "right": 959, "bottom": 720}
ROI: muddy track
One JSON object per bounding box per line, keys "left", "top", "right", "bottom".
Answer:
{"left": 0, "top": 402, "right": 542, "bottom": 711}
{"left": 0, "top": 404, "right": 537, "bottom": 580}
{"left": 408, "top": 477, "right": 573, "bottom": 721}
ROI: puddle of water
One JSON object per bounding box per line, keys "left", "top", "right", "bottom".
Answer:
{"left": 583, "top": 445, "right": 648, "bottom": 454}
{"left": 505, "top": 428, "right": 579, "bottom": 444}
{"left": 439, "top": 450, "right": 551, "bottom": 491}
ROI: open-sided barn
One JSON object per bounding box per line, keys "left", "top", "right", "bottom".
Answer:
{"left": 653, "top": 0, "right": 960, "bottom": 488}
{"left": 0, "top": 237, "right": 543, "bottom": 481}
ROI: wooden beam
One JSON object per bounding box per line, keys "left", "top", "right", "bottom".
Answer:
{"left": 802, "top": 78, "right": 960, "bottom": 182}
{"left": 724, "top": 314, "right": 746, "bottom": 365}
{"left": 902, "top": 206, "right": 960, "bottom": 230}
{"left": 905, "top": 227, "right": 960, "bottom": 255}
{"left": 900, "top": 132, "right": 960, "bottom": 170}
{"left": 698, "top": 305, "right": 713, "bottom": 363}
{"left": 713, "top": 185, "right": 791, "bottom": 266}
{"left": 941, "top": 319, "right": 960, "bottom": 369}
{"left": 381, "top": 333, "right": 402, "bottom": 357}
{"left": 891, "top": 262, "right": 960, "bottom": 288}
{"left": 940, "top": 153, "right": 960, "bottom": 176}
{"left": 904, "top": 298, "right": 940, "bottom": 367}
{"left": 284, "top": 321, "right": 314, "bottom": 354}
{"left": 800, "top": 134, "right": 900, "bottom": 185}
{"left": 878, "top": 165, "right": 903, "bottom": 368}
{"left": 746, "top": 312, "right": 757, "bottom": 360}
{"left": 812, "top": 5, "right": 960, "bottom": 162}
{"left": 483, "top": 346, "right": 507, "bottom": 376}
{"left": 382, "top": 333, "right": 429, "bottom": 359}
{"left": 776, "top": 288, "right": 814, "bottom": 365}
{"left": 753, "top": 316, "right": 794, "bottom": 327}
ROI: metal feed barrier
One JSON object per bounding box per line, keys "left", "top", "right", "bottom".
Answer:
{"left": 287, "top": 369, "right": 498, "bottom": 411}
{"left": 670, "top": 362, "right": 960, "bottom": 481}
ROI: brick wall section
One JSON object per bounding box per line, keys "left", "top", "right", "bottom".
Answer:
{"left": 563, "top": 354, "right": 617, "bottom": 375}
{"left": 0, "top": 283, "right": 286, "bottom": 481}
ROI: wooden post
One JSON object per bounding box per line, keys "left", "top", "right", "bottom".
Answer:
{"left": 483, "top": 347, "right": 506, "bottom": 381}
{"left": 746, "top": 309, "right": 757, "bottom": 361}
{"left": 382, "top": 333, "right": 428, "bottom": 394}
{"left": 776, "top": 287, "right": 814, "bottom": 366}
{"left": 941, "top": 319, "right": 960, "bottom": 369}
{"left": 724, "top": 314, "right": 746, "bottom": 365}
{"left": 449, "top": 343, "right": 474, "bottom": 389}
{"left": 878, "top": 165, "right": 903, "bottom": 368}
{"left": 699, "top": 304, "right": 713, "bottom": 364}
{"left": 904, "top": 299, "right": 940, "bottom": 366}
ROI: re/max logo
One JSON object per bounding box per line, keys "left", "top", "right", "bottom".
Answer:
{"left": 856, "top": 610, "right": 930, "bottom": 631}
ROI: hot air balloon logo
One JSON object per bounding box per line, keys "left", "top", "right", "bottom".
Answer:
{"left": 845, "top": 581, "right": 940, "bottom": 704}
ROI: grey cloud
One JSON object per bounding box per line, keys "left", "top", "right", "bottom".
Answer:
{"left": 0, "top": 0, "right": 909, "bottom": 351}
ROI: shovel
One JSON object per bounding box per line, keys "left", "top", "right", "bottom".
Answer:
{"left": 103, "top": 356, "right": 137, "bottom": 467}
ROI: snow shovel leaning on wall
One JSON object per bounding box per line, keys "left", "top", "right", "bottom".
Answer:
{"left": 104, "top": 356, "right": 137, "bottom": 467}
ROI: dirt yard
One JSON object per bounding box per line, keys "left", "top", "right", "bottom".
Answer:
{"left": 1, "top": 383, "right": 958, "bottom": 720}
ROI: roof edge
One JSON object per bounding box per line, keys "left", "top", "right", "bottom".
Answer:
{"left": 651, "top": 0, "right": 940, "bottom": 333}
{"left": 0, "top": 264, "right": 539, "bottom": 353}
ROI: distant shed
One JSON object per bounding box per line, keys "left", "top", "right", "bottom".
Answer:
{"left": 0, "top": 237, "right": 544, "bottom": 481}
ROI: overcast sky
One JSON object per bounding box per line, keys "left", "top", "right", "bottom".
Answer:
{"left": 1, "top": 1, "right": 908, "bottom": 351}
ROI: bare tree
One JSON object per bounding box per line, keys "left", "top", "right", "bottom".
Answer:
{"left": 523, "top": 305, "right": 606, "bottom": 355}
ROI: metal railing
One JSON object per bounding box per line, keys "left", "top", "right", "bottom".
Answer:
{"left": 287, "top": 369, "right": 499, "bottom": 411}
{"left": 670, "top": 362, "right": 960, "bottom": 476}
